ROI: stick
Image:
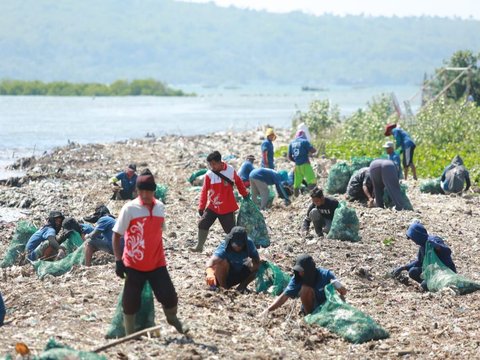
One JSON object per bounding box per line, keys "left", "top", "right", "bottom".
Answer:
{"left": 92, "top": 325, "right": 163, "bottom": 353}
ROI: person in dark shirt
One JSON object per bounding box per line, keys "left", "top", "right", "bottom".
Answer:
{"left": 302, "top": 187, "right": 339, "bottom": 237}
{"left": 346, "top": 167, "right": 374, "bottom": 207}
{"left": 110, "top": 164, "right": 138, "bottom": 200}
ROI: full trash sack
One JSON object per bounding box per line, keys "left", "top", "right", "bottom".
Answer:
{"left": 349, "top": 157, "right": 374, "bottom": 173}
{"left": 422, "top": 241, "right": 480, "bottom": 295}
{"left": 61, "top": 230, "right": 84, "bottom": 254}
{"left": 255, "top": 261, "right": 290, "bottom": 296}
{"left": 325, "top": 162, "right": 352, "bottom": 194}
{"left": 327, "top": 201, "right": 361, "bottom": 242}
{"left": 106, "top": 283, "right": 156, "bottom": 339}
{"left": 0, "top": 221, "right": 37, "bottom": 268}
{"left": 419, "top": 178, "right": 443, "bottom": 194}
{"left": 383, "top": 183, "right": 414, "bottom": 210}
{"left": 154, "top": 184, "right": 168, "bottom": 203}
{"left": 33, "top": 234, "right": 85, "bottom": 279}
{"left": 304, "top": 283, "right": 389, "bottom": 344}
{"left": 236, "top": 198, "right": 270, "bottom": 248}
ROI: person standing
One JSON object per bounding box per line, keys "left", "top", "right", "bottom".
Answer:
{"left": 112, "top": 169, "right": 187, "bottom": 335}
{"left": 261, "top": 128, "right": 276, "bottom": 169}
{"left": 369, "top": 159, "right": 406, "bottom": 211}
{"left": 192, "top": 151, "right": 249, "bottom": 252}
{"left": 385, "top": 124, "right": 417, "bottom": 180}
{"left": 288, "top": 130, "right": 317, "bottom": 196}
{"left": 110, "top": 164, "right": 138, "bottom": 200}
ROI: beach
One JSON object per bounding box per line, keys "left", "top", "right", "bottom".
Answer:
{"left": 0, "top": 129, "right": 479, "bottom": 359}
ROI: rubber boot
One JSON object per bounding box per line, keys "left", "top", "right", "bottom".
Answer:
{"left": 191, "top": 229, "right": 208, "bottom": 252}
{"left": 293, "top": 188, "right": 300, "bottom": 197}
{"left": 123, "top": 313, "right": 135, "bottom": 336}
{"left": 163, "top": 306, "right": 189, "bottom": 334}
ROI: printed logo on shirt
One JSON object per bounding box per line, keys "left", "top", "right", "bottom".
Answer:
{"left": 209, "top": 192, "right": 223, "bottom": 209}
{"left": 126, "top": 218, "right": 146, "bottom": 263}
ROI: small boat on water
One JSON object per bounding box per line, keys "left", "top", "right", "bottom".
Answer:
{"left": 301, "top": 86, "right": 328, "bottom": 92}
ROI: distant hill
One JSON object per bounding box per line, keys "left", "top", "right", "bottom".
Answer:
{"left": 0, "top": 0, "right": 479, "bottom": 85}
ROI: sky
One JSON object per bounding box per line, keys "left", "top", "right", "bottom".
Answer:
{"left": 183, "top": 0, "right": 480, "bottom": 20}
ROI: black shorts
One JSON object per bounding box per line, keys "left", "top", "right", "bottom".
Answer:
{"left": 403, "top": 145, "right": 415, "bottom": 167}
{"left": 226, "top": 266, "right": 252, "bottom": 288}
{"left": 123, "top": 266, "right": 178, "bottom": 314}
{"left": 198, "top": 208, "right": 236, "bottom": 234}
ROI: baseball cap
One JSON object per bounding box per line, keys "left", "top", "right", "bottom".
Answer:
{"left": 382, "top": 141, "right": 394, "bottom": 149}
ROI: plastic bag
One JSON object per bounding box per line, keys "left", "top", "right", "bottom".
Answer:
{"left": 0, "top": 221, "right": 37, "bottom": 268}
{"left": 33, "top": 236, "right": 85, "bottom": 279}
{"left": 106, "top": 283, "right": 156, "bottom": 339}
{"left": 187, "top": 169, "right": 208, "bottom": 185}
{"left": 422, "top": 242, "right": 480, "bottom": 295}
{"left": 327, "top": 201, "right": 360, "bottom": 242}
{"left": 419, "top": 178, "right": 443, "bottom": 194}
{"left": 154, "top": 184, "right": 168, "bottom": 202}
{"left": 383, "top": 183, "right": 414, "bottom": 210}
{"left": 304, "top": 284, "right": 389, "bottom": 343}
{"left": 255, "top": 261, "right": 290, "bottom": 296}
{"left": 236, "top": 198, "right": 270, "bottom": 248}
{"left": 325, "top": 162, "right": 351, "bottom": 194}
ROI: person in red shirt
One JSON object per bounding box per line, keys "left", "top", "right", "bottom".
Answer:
{"left": 191, "top": 151, "right": 249, "bottom": 253}
{"left": 112, "top": 169, "right": 187, "bottom": 336}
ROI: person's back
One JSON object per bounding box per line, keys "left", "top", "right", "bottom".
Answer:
{"left": 289, "top": 136, "right": 313, "bottom": 165}
{"left": 392, "top": 128, "right": 415, "bottom": 150}
{"left": 346, "top": 167, "right": 370, "bottom": 200}
{"left": 441, "top": 155, "right": 470, "bottom": 194}
{"left": 238, "top": 159, "right": 255, "bottom": 182}
{"left": 249, "top": 168, "right": 279, "bottom": 185}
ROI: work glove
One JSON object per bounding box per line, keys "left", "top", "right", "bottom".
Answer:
{"left": 115, "top": 260, "right": 126, "bottom": 279}
{"left": 205, "top": 267, "right": 216, "bottom": 287}
{"left": 391, "top": 266, "right": 405, "bottom": 277}
{"left": 242, "top": 193, "right": 251, "bottom": 201}
{"left": 198, "top": 209, "right": 204, "bottom": 217}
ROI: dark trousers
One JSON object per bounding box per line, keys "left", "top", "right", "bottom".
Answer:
{"left": 370, "top": 159, "right": 405, "bottom": 211}
{"left": 123, "top": 266, "right": 178, "bottom": 315}
{"left": 198, "top": 208, "right": 236, "bottom": 234}
{"left": 409, "top": 267, "right": 428, "bottom": 290}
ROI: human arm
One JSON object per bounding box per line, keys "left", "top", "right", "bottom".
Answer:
{"left": 331, "top": 279, "right": 347, "bottom": 297}
{"left": 198, "top": 174, "right": 210, "bottom": 212}
{"left": 302, "top": 204, "right": 315, "bottom": 232}
{"left": 262, "top": 293, "right": 290, "bottom": 316}
{"left": 234, "top": 171, "right": 249, "bottom": 198}
{"left": 288, "top": 144, "right": 294, "bottom": 162}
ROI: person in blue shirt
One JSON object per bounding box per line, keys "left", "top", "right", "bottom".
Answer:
{"left": 261, "top": 128, "right": 276, "bottom": 169}
{"left": 262, "top": 254, "right": 347, "bottom": 315}
{"left": 25, "top": 211, "right": 65, "bottom": 261}
{"left": 440, "top": 155, "right": 471, "bottom": 194}
{"left": 392, "top": 221, "right": 456, "bottom": 291}
{"left": 238, "top": 155, "right": 256, "bottom": 187}
{"left": 383, "top": 141, "right": 402, "bottom": 179}
{"left": 249, "top": 168, "right": 291, "bottom": 210}
{"left": 83, "top": 205, "right": 121, "bottom": 266}
{"left": 205, "top": 226, "right": 260, "bottom": 293}
{"left": 385, "top": 124, "right": 417, "bottom": 180}
{"left": 110, "top": 163, "right": 138, "bottom": 200}
{"left": 288, "top": 130, "right": 317, "bottom": 196}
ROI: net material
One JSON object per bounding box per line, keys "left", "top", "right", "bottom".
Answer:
{"left": 422, "top": 242, "right": 480, "bottom": 295}
{"left": 255, "top": 261, "right": 290, "bottom": 296}
{"left": 304, "top": 284, "right": 389, "bottom": 344}
{"left": 33, "top": 235, "right": 85, "bottom": 279}
{"left": 36, "top": 338, "right": 107, "bottom": 360}
{"left": 106, "top": 283, "right": 156, "bottom": 339}
{"left": 325, "top": 162, "right": 352, "bottom": 194}
{"left": 327, "top": 201, "right": 360, "bottom": 242}
{"left": 188, "top": 169, "right": 208, "bottom": 185}
{"left": 383, "top": 183, "right": 414, "bottom": 210}
{"left": 350, "top": 157, "right": 374, "bottom": 173}
{"left": 61, "top": 231, "right": 84, "bottom": 254}
{"left": 236, "top": 198, "right": 270, "bottom": 248}
{"left": 419, "top": 178, "right": 443, "bottom": 194}
{"left": 0, "top": 221, "right": 37, "bottom": 268}
{"left": 154, "top": 184, "right": 168, "bottom": 203}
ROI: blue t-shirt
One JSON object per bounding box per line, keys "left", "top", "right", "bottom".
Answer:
{"left": 388, "top": 152, "right": 402, "bottom": 178}
{"left": 26, "top": 226, "right": 56, "bottom": 260}
{"left": 95, "top": 216, "right": 116, "bottom": 243}
{"left": 249, "top": 168, "right": 290, "bottom": 200}
{"left": 81, "top": 223, "right": 95, "bottom": 235}
{"left": 115, "top": 172, "right": 138, "bottom": 198}
{"left": 284, "top": 268, "right": 336, "bottom": 306}
{"left": 213, "top": 238, "right": 260, "bottom": 273}
{"left": 238, "top": 161, "right": 255, "bottom": 182}
{"left": 392, "top": 128, "right": 415, "bottom": 150}
{"left": 261, "top": 139, "right": 275, "bottom": 169}
{"left": 288, "top": 137, "right": 314, "bottom": 165}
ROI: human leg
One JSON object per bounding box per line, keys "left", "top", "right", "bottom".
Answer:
{"left": 213, "top": 259, "right": 230, "bottom": 288}
{"left": 122, "top": 268, "right": 148, "bottom": 335}
{"left": 218, "top": 212, "right": 236, "bottom": 234}
{"left": 369, "top": 160, "right": 385, "bottom": 208}
{"left": 192, "top": 209, "right": 217, "bottom": 252}
{"left": 299, "top": 285, "right": 316, "bottom": 315}
{"left": 308, "top": 208, "right": 325, "bottom": 236}
{"left": 303, "top": 164, "right": 317, "bottom": 187}
{"left": 250, "top": 179, "right": 261, "bottom": 207}
{"left": 256, "top": 181, "right": 270, "bottom": 209}
{"left": 408, "top": 267, "right": 422, "bottom": 283}
{"left": 293, "top": 165, "right": 304, "bottom": 194}
{"left": 382, "top": 163, "right": 406, "bottom": 210}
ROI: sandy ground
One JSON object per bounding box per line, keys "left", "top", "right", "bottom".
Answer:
{"left": 0, "top": 129, "right": 479, "bottom": 359}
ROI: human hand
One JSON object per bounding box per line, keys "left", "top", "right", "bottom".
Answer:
{"left": 115, "top": 260, "right": 126, "bottom": 279}
{"left": 367, "top": 198, "right": 374, "bottom": 208}
{"left": 56, "top": 248, "right": 66, "bottom": 260}
{"left": 205, "top": 267, "right": 216, "bottom": 286}
{"left": 391, "top": 266, "right": 404, "bottom": 277}
{"left": 243, "top": 193, "right": 251, "bottom": 201}
{"left": 198, "top": 209, "right": 204, "bottom": 217}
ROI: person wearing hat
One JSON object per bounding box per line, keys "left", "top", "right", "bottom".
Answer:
{"left": 288, "top": 130, "right": 317, "bottom": 196}
{"left": 261, "top": 128, "right": 276, "bottom": 169}
{"left": 238, "top": 155, "right": 256, "bottom": 187}
{"left": 205, "top": 226, "right": 260, "bottom": 292}
{"left": 302, "top": 187, "right": 339, "bottom": 237}
{"left": 383, "top": 140, "right": 402, "bottom": 179}
{"left": 110, "top": 164, "right": 138, "bottom": 200}
{"left": 25, "top": 210, "right": 65, "bottom": 261}
{"left": 369, "top": 158, "right": 407, "bottom": 211}
{"left": 193, "top": 151, "right": 249, "bottom": 253}
{"left": 248, "top": 168, "right": 291, "bottom": 210}
{"left": 83, "top": 205, "right": 121, "bottom": 266}
{"left": 346, "top": 167, "right": 374, "bottom": 206}
{"left": 392, "top": 221, "right": 456, "bottom": 290}
{"left": 384, "top": 124, "right": 417, "bottom": 180}
{"left": 262, "top": 254, "right": 346, "bottom": 316}
{"left": 112, "top": 169, "right": 188, "bottom": 335}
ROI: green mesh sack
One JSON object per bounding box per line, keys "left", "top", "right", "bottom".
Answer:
{"left": 325, "top": 162, "right": 352, "bottom": 194}
{"left": 187, "top": 169, "right": 208, "bottom": 184}
{"left": 267, "top": 186, "right": 275, "bottom": 207}
{"left": 106, "top": 283, "right": 156, "bottom": 339}
{"left": 422, "top": 242, "right": 480, "bottom": 295}
{"left": 33, "top": 238, "right": 85, "bottom": 279}
{"left": 236, "top": 198, "right": 270, "bottom": 248}
{"left": 383, "top": 183, "right": 414, "bottom": 210}
{"left": 255, "top": 261, "right": 291, "bottom": 296}
{"left": 154, "top": 184, "right": 168, "bottom": 202}
{"left": 61, "top": 231, "right": 84, "bottom": 254}
{"left": 350, "top": 157, "right": 374, "bottom": 173}
{"left": 305, "top": 284, "right": 389, "bottom": 343}
{"left": 35, "top": 338, "right": 106, "bottom": 360}
{"left": 327, "top": 201, "right": 360, "bottom": 242}
{"left": 419, "top": 178, "right": 443, "bottom": 194}
{"left": 0, "top": 221, "right": 37, "bottom": 268}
